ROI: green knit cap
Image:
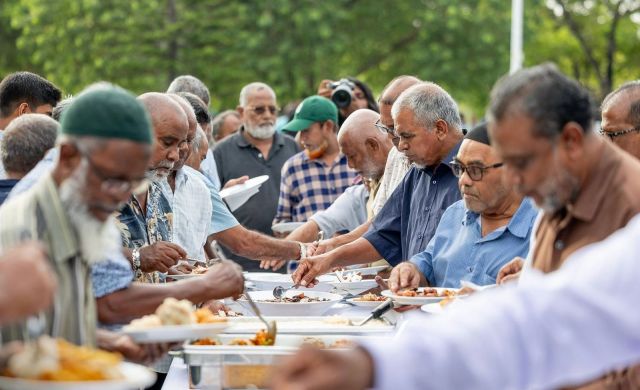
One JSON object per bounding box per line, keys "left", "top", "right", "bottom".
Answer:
{"left": 60, "top": 87, "right": 152, "bottom": 144}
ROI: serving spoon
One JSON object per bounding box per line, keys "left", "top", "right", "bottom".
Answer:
{"left": 243, "top": 290, "right": 277, "bottom": 344}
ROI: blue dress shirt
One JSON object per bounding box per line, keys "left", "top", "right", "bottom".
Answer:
{"left": 410, "top": 198, "right": 538, "bottom": 287}
{"left": 364, "top": 143, "right": 462, "bottom": 265}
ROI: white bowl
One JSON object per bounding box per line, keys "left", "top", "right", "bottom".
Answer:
{"left": 239, "top": 290, "right": 343, "bottom": 316}
{"left": 329, "top": 279, "right": 379, "bottom": 296}
{"left": 244, "top": 272, "right": 337, "bottom": 293}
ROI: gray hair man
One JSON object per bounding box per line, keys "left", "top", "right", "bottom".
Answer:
{"left": 211, "top": 109, "right": 241, "bottom": 142}
{"left": 600, "top": 80, "right": 640, "bottom": 159}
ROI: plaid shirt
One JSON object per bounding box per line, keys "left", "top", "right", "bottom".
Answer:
{"left": 274, "top": 151, "right": 357, "bottom": 223}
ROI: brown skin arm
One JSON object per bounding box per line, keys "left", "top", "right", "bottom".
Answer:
{"left": 212, "top": 225, "right": 300, "bottom": 262}
{"left": 310, "top": 221, "right": 372, "bottom": 256}
{"left": 285, "top": 220, "right": 321, "bottom": 243}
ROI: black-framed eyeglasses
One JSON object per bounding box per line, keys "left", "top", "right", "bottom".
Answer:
{"left": 599, "top": 126, "right": 640, "bottom": 141}
{"left": 450, "top": 161, "right": 504, "bottom": 181}
{"left": 374, "top": 119, "right": 399, "bottom": 146}
{"left": 247, "top": 105, "right": 279, "bottom": 116}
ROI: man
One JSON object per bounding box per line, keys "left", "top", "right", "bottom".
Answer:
{"left": 293, "top": 82, "right": 464, "bottom": 287}
{"left": 387, "top": 123, "right": 537, "bottom": 290}
{"left": 213, "top": 82, "right": 300, "bottom": 272}
{"left": 0, "top": 86, "right": 168, "bottom": 361}
{"left": 261, "top": 109, "right": 391, "bottom": 271}
{"left": 0, "top": 114, "right": 58, "bottom": 204}
{"left": 186, "top": 126, "right": 209, "bottom": 172}
{"left": 274, "top": 95, "right": 357, "bottom": 224}
{"left": 600, "top": 80, "right": 640, "bottom": 159}
{"left": 270, "top": 213, "right": 640, "bottom": 390}
{"left": 211, "top": 109, "right": 241, "bottom": 142}
{"left": 0, "top": 71, "right": 61, "bottom": 178}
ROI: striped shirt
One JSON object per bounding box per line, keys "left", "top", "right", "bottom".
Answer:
{"left": 274, "top": 151, "right": 357, "bottom": 223}
{"left": 0, "top": 174, "right": 97, "bottom": 346}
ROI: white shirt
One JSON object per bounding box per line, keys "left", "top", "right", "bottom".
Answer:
{"left": 310, "top": 184, "right": 368, "bottom": 237}
{"left": 371, "top": 147, "right": 410, "bottom": 216}
{"left": 161, "top": 167, "right": 212, "bottom": 259}
{"left": 363, "top": 213, "right": 640, "bottom": 390}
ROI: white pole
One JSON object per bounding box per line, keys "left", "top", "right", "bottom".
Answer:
{"left": 510, "top": 0, "right": 524, "bottom": 74}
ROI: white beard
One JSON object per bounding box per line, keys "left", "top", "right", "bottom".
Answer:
{"left": 59, "top": 160, "right": 122, "bottom": 265}
{"left": 246, "top": 123, "right": 276, "bottom": 139}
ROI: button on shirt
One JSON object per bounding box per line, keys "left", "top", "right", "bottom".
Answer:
{"left": 0, "top": 174, "right": 97, "bottom": 346}
{"left": 160, "top": 167, "right": 212, "bottom": 259}
{"left": 213, "top": 128, "right": 299, "bottom": 272}
{"left": 274, "top": 151, "right": 358, "bottom": 223}
{"left": 309, "top": 183, "right": 368, "bottom": 237}
{"left": 364, "top": 143, "right": 462, "bottom": 265}
{"left": 531, "top": 139, "right": 640, "bottom": 273}
{"left": 410, "top": 198, "right": 537, "bottom": 287}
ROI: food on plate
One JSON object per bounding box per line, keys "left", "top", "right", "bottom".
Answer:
{"left": 227, "top": 330, "right": 275, "bottom": 346}
{"left": 191, "top": 265, "right": 208, "bottom": 275}
{"left": 191, "top": 338, "right": 220, "bottom": 346}
{"left": 299, "top": 337, "right": 355, "bottom": 349}
{"left": 334, "top": 269, "right": 363, "bottom": 282}
{"left": 301, "top": 337, "right": 326, "bottom": 348}
{"left": 397, "top": 287, "right": 459, "bottom": 298}
{"left": 258, "top": 293, "right": 329, "bottom": 303}
{"left": 215, "top": 309, "right": 242, "bottom": 317}
{"left": 354, "top": 293, "right": 386, "bottom": 302}
{"left": 125, "top": 298, "right": 227, "bottom": 330}
{"left": 4, "top": 336, "right": 123, "bottom": 381}
{"left": 439, "top": 297, "right": 456, "bottom": 308}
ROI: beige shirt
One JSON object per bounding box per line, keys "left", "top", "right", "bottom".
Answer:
{"left": 0, "top": 174, "right": 96, "bottom": 347}
{"left": 371, "top": 147, "right": 411, "bottom": 216}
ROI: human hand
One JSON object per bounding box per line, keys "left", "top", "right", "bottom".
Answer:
{"left": 97, "top": 330, "right": 172, "bottom": 365}
{"left": 222, "top": 176, "right": 249, "bottom": 190}
{"left": 388, "top": 262, "right": 422, "bottom": 293}
{"left": 317, "top": 79, "right": 335, "bottom": 98}
{"left": 201, "top": 299, "right": 232, "bottom": 314}
{"left": 260, "top": 259, "right": 287, "bottom": 271}
{"left": 307, "top": 239, "right": 336, "bottom": 256}
{"left": 0, "top": 242, "right": 56, "bottom": 325}
{"left": 291, "top": 254, "right": 333, "bottom": 287}
{"left": 496, "top": 257, "right": 524, "bottom": 285}
{"left": 168, "top": 262, "right": 193, "bottom": 275}
{"left": 202, "top": 260, "right": 245, "bottom": 299}
{"left": 138, "top": 241, "right": 187, "bottom": 273}
{"left": 270, "top": 345, "right": 374, "bottom": 390}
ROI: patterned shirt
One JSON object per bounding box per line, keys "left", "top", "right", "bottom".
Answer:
{"left": 274, "top": 151, "right": 357, "bottom": 223}
{"left": 114, "top": 181, "right": 173, "bottom": 284}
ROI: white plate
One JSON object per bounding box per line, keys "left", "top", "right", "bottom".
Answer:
{"left": 244, "top": 272, "right": 336, "bottom": 292}
{"left": 238, "top": 290, "right": 342, "bottom": 316}
{"left": 166, "top": 273, "right": 206, "bottom": 280}
{"left": 346, "top": 297, "right": 388, "bottom": 308}
{"left": 122, "top": 322, "right": 228, "bottom": 343}
{"left": 421, "top": 302, "right": 445, "bottom": 314}
{"left": 329, "top": 265, "right": 389, "bottom": 277}
{"left": 271, "top": 222, "right": 305, "bottom": 234}
{"left": 381, "top": 288, "right": 464, "bottom": 305}
{"left": 223, "top": 316, "right": 394, "bottom": 334}
{"left": 330, "top": 279, "right": 378, "bottom": 295}
{"left": 0, "top": 362, "right": 156, "bottom": 390}
{"left": 219, "top": 175, "right": 269, "bottom": 211}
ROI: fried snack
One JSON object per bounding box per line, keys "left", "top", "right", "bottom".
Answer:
{"left": 156, "top": 297, "right": 196, "bottom": 325}
{"left": 398, "top": 288, "right": 459, "bottom": 297}
{"left": 191, "top": 338, "right": 220, "bottom": 346}
{"left": 194, "top": 308, "right": 228, "bottom": 324}
{"left": 355, "top": 293, "right": 386, "bottom": 302}
{"left": 7, "top": 337, "right": 123, "bottom": 381}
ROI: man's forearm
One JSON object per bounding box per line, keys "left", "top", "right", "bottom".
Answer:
{"left": 214, "top": 225, "right": 299, "bottom": 262}
{"left": 97, "top": 279, "right": 223, "bottom": 324}
{"left": 286, "top": 221, "right": 320, "bottom": 243}
{"left": 331, "top": 221, "right": 371, "bottom": 247}
{"left": 328, "top": 237, "right": 382, "bottom": 268}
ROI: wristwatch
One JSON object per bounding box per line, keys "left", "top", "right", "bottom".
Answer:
{"left": 298, "top": 243, "right": 307, "bottom": 260}
{"left": 132, "top": 247, "right": 141, "bottom": 270}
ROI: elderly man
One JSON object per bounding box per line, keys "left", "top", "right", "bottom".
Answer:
{"left": 212, "top": 110, "right": 241, "bottom": 142}
{"left": 293, "top": 82, "right": 464, "bottom": 287}
{"left": 213, "top": 82, "right": 300, "bottom": 271}
{"left": 388, "top": 123, "right": 537, "bottom": 290}
{"left": 0, "top": 114, "right": 58, "bottom": 204}
{"left": 0, "top": 71, "right": 61, "bottom": 179}
{"left": 186, "top": 126, "right": 209, "bottom": 171}
{"left": 600, "top": 80, "right": 640, "bottom": 158}
{"left": 274, "top": 96, "right": 357, "bottom": 224}
{"left": 0, "top": 86, "right": 166, "bottom": 361}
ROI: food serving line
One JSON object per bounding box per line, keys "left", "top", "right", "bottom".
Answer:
{"left": 161, "top": 267, "right": 463, "bottom": 390}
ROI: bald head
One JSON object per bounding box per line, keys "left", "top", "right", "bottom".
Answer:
{"left": 380, "top": 76, "right": 422, "bottom": 105}
{"left": 137, "top": 92, "right": 188, "bottom": 178}
{"left": 338, "top": 109, "right": 391, "bottom": 180}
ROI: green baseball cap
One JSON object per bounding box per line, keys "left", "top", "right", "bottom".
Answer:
{"left": 283, "top": 95, "right": 338, "bottom": 132}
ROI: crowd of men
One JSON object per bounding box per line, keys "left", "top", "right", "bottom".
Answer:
{"left": 0, "top": 64, "right": 639, "bottom": 389}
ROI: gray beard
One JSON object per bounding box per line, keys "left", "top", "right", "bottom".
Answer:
{"left": 246, "top": 123, "right": 275, "bottom": 139}
{"left": 59, "top": 160, "right": 122, "bottom": 265}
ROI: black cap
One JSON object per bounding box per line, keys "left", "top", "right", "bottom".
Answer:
{"left": 464, "top": 121, "right": 490, "bottom": 146}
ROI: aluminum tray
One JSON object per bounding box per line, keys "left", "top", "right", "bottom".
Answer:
{"left": 222, "top": 316, "right": 395, "bottom": 335}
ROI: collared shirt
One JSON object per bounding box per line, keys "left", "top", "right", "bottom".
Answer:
{"left": 274, "top": 151, "right": 357, "bottom": 223}
{"left": 160, "top": 168, "right": 212, "bottom": 259}
{"left": 364, "top": 143, "right": 462, "bottom": 266}
{"left": 531, "top": 139, "right": 640, "bottom": 273}
{"left": 8, "top": 147, "right": 58, "bottom": 199}
{"left": 187, "top": 166, "right": 239, "bottom": 235}
{"left": 213, "top": 128, "right": 299, "bottom": 272}
{"left": 362, "top": 213, "right": 640, "bottom": 390}
{"left": 114, "top": 181, "right": 173, "bottom": 283}
{"left": 371, "top": 147, "right": 411, "bottom": 216}
{"left": 200, "top": 149, "right": 221, "bottom": 191}
{"left": 309, "top": 184, "right": 368, "bottom": 238}
{"left": 0, "top": 174, "right": 97, "bottom": 346}
{"left": 410, "top": 198, "right": 537, "bottom": 287}
{"left": 0, "top": 179, "right": 19, "bottom": 205}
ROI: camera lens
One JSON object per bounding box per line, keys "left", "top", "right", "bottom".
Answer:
{"left": 331, "top": 87, "right": 352, "bottom": 108}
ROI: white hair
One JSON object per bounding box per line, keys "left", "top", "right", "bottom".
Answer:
{"left": 238, "top": 82, "right": 276, "bottom": 107}
{"left": 391, "top": 82, "right": 462, "bottom": 131}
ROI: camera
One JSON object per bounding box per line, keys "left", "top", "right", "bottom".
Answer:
{"left": 328, "top": 79, "right": 356, "bottom": 109}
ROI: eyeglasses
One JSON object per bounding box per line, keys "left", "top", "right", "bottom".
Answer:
{"left": 247, "top": 105, "right": 279, "bottom": 116}
{"left": 374, "top": 119, "right": 399, "bottom": 146}
{"left": 450, "top": 161, "right": 504, "bottom": 181}
{"left": 82, "top": 153, "right": 149, "bottom": 194}
{"left": 599, "top": 126, "right": 640, "bottom": 141}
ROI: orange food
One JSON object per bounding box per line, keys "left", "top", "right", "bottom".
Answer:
{"left": 191, "top": 338, "right": 220, "bottom": 346}
{"left": 194, "top": 308, "right": 228, "bottom": 324}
